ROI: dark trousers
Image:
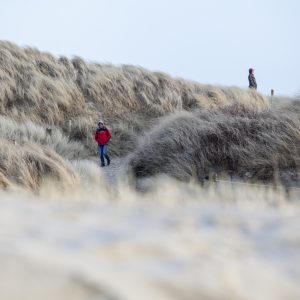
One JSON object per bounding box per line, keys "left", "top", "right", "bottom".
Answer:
{"left": 98, "top": 145, "right": 110, "bottom": 166}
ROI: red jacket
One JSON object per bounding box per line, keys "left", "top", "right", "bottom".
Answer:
{"left": 95, "top": 127, "right": 111, "bottom": 145}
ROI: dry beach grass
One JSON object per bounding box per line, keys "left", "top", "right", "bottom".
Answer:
{"left": 0, "top": 41, "right": 300, "bottom": 300}
{"left": 130, "top": 103, "right": 300, "bottom": 184}
{"left": 1, "top": 181, "right": 300, "bottom": 300}
{"left": 1, "top": 41, "right": 300, "bottom": 189}
{"left": 0, "top": 41, "right": 267, "bottom": 156}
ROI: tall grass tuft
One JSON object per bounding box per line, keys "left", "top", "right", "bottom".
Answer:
{"left": 130, "top": 103, "right": 300, "bottom": 184}
{"left": 0, "top": 139, "right": 79, "bottom": 191}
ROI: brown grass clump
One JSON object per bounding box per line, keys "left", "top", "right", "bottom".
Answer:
{"left": 0, "top": 139, "right": 78, "bottom": 191}
{"left": 129, "top": 103, "right": 300, "bottom": 184}
{"left": 0, "top": 115, "right": 88, "bottom": 159}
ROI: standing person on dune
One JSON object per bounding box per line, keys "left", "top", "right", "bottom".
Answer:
{"left": 248, "top": 68, "right": 257, "bottom": 90}
{"left": 95, "top": 120, "right": 111, "bottom": 167}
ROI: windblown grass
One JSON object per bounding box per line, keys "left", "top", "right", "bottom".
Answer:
{"left": 0, "top": 41, "right": 299, "bottom": 300}
{"left": 1, "top": 179, "right": 300, "bottom": 300}
{"left": 0, "top": 41, "right": 274, "bottom": 190}
{"left": 0, "top": 41, "right": 268, "bottom": 157}
{"left": 130, "top": 103, "right": 300, "bottom": 184}
{"left": 0, "top": 139, "right": 78, "bottom": 191}
{"left": 0, "top": 115, "right": 87, "bottom": 159}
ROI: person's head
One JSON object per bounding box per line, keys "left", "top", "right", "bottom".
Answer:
{"left": 249, "top": 68, "right": 254, "bottom": 75}
{"left": 98, "top": 120, "right": 104, "bottom": 128}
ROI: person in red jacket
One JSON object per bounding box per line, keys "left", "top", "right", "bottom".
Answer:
{"left": 95, "top": 120, "right": 111, "bottom": 167}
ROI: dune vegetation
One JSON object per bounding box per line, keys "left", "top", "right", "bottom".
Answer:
{"left": 0, "top": 40, "right": 273, "bottom": 190}
{"left": 1, "top": 41, "right": 300, "bottom": 300}
{"left": 1, "top": 40, "right": 299, "bottom": 190}
{"left": 130, "top": 103, "right": 300, "bottom": 184}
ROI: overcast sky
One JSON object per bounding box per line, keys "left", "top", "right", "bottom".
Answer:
{"left": 1, "top": 0, "right": 299, "bottom": 96}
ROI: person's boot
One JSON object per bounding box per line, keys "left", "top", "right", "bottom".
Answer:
{"left": 101, "top": 159, "right": 105, "bottom": 167}
{"left": 106, "top": 157, "right": 111, "bottom": 166}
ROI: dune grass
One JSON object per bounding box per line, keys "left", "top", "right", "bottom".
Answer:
{"left": 0, "top": 41, "right": 275, "bottom": 190}
{"left": 129, "top": 102, "right": 300, "bottom": 184}
{"left": 0, "top": 138, "right": 78, "bottom": 191}
{"left": 0, "top": 42, "right": 299, "bottom": 300}
{"left": 0, "top": 41, "right": 268, "bottom": 156}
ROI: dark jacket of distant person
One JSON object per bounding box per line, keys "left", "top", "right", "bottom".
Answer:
{"left": 248, "top": 68, "right": 257, "bottom": 90}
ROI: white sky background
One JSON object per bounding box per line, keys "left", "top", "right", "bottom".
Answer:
{"left": 0, "top": 0, "right": 299, "bottom": 96}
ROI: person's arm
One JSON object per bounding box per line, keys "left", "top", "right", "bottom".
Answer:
{"left": 107, "top": 129, "right": 111, "bottom": 141}
{"left": 95, "top": 131, "right": 98, "bottom": 142}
